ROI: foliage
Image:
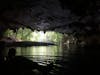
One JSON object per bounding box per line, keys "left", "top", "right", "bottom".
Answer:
{"left": 4, "top": 28, "right": 63, "bottom": 43}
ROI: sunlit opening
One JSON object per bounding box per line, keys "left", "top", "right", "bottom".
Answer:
{"left": 30, "top": 31, "right": 46, "bottom": 42}
{"left": 4, "top": 28, "right": 63, "bottom": 61}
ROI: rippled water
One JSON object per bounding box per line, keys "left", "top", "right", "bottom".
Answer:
{"left": 5, "top": 44, "right": 81, "bottom": 75}
{"left": 15, "top": 44, "right": 77, "bottom": 65}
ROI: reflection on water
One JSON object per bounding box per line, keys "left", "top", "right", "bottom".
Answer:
{"left": 4, "top": 29, "right": 78, "bottom": 66}
{"left": 16, "top": 45, "right": 63, "bottom": 63}
{"left": 4, "top": 29, "right": 65, "bottom": 63}
{"left": 15, "top": 43, "right": 77, "bottom": 65}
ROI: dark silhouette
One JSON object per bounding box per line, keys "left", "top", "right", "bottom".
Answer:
{"left": 6, "top": 48, "right": 41, "bottom": 75}
{"left": 7, "top": 48, "right": 16, "bottom": 60}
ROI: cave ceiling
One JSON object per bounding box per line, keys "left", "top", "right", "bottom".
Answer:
{"left": 0, "top": 0, "right": 100, "bottom": 34}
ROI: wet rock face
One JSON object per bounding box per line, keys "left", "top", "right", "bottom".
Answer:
{"left": 0, "top": 0, "right": 71, "bottom": 32}
{"left": 0, "top": 0, "right": 100, "bottom": 34}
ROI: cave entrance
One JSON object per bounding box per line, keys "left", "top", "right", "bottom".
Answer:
{"left": 4, "top": 28, "right": 63, "bottom": 62}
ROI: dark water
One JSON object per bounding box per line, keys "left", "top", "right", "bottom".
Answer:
{"left": 4, "top": 43, "right": 89, "bottom": 74}
{"left": 4, "top": 44, "right": 100, "bottom": 75}
{"left": 14, "top": 44, "right": 80, "bottom": 75}
{"left": 15, "top": 44, "right": 76, "bottom": 64}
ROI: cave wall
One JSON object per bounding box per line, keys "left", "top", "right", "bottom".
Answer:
{"left": 0, "top": 0, "right": 100, "bottom": 44}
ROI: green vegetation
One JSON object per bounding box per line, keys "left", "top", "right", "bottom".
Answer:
{"left": 4, "top": 28, "right": 63, "bottom": 43}
{"left": 4, "top": 28, "right": 63, "bottom": 60}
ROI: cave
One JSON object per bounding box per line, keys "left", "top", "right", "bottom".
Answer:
{"left": 0, "top": 0, "right": 100, "bottom": 75}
